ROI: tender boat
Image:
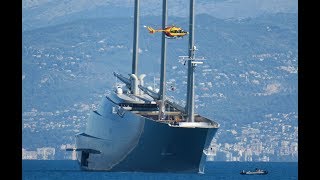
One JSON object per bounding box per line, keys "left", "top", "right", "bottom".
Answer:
{"left": 240, "top": 168, "right": 268, "bottom": 175}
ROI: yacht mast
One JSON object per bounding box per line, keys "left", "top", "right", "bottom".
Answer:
{"left": 159, "top": 0, "right": 167, "bottom": 101}
{"left": 186, "top": 0, "right": 196, "bottom": 122}
{"left": 132, "top": 0, "right": 140, "bottom": 76}
{"left": 158, "top": 0, "right": 168, "bottom": 119}
{"left": 125, "top": 0, "right": 141, "bottom": 95}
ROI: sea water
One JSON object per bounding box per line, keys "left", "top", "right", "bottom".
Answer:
{"left": 22, "top": 160, "right": 297, "bottom": 180}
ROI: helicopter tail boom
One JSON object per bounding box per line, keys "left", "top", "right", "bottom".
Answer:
{"left": 145, "top": 26, "right": 164, "bottom": 34}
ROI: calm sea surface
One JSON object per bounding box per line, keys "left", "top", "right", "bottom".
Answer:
{"left": 22, "top": 160, "right": 297, "bottom": 180}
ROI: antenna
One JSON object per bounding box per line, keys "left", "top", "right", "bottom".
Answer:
{"left": 179, "top": 46, "right": 206, "bottom": 66}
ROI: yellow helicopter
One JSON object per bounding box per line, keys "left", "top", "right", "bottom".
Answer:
{"left": 144, "top": 25, "right": 189, "bottom": 38}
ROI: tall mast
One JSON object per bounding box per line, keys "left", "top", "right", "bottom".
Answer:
{"left": 158, "top": 0, "right": 167, "bottom": 119}
{"left": 186, "top": 0, "right": 196, "bottom": 122}
{"left": 132, "top": 0, "right": 140, "bottom": 76}
{"left": 159, "top": 0, "right": 167, "bottom": 102}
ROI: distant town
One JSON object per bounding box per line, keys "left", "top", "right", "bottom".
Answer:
{"left": 206, "top": 112, "right": 297, "bottom": 161}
